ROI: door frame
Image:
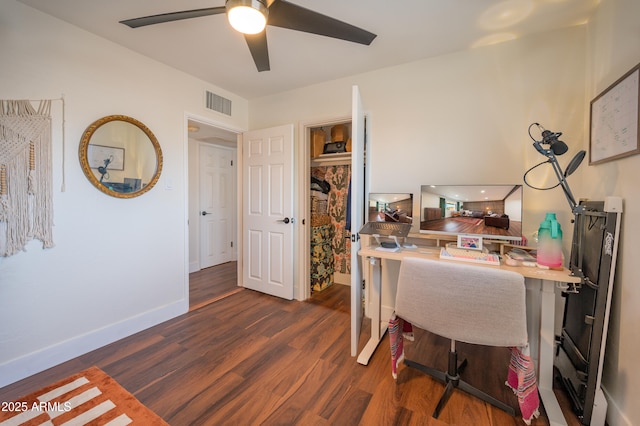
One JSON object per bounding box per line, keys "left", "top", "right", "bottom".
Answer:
{"left": 297, "top": 115, "right": 352, "bottom": 301}
{"left": 184, "top": 112, "right": 244, "bottom": 290}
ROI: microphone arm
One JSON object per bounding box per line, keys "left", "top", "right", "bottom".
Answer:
{"left": 98, "top": 156, "right": 113, "bottom": 183}
{"left": 531, "top": 141, "right": 581, "bottom": 214}
{"left": 528, "top": 123, "right": 585, "bottom": 216}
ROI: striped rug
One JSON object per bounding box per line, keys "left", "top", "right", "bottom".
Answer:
{"left": 0, "top": 366, "right": 167, "bottom": 425}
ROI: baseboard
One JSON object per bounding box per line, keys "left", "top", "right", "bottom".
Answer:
{"left": 0, "top": 299, "right": 187, "bottom": 388}
{"left": 602, "top": 385, "right": 632, "bottom": 426}
{"left": 189, "top": 261, "right": 200, "bottom": 273}
{"left": 334, "top": 272, "right": 350, "bottom": 286}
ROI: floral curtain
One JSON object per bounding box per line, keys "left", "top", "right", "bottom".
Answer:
{"left": 311, "top": 165, "right": 351, "bottom": 274}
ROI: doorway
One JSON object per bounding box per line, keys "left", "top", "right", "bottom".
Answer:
{"left": 189, "top": 261, "right": 241, "bottom": 311}
{"left": 187, "top": 117, "right": 240, "bottom": 310}
{"left": 302, "top": 116, "right": 354, "bottom": 302}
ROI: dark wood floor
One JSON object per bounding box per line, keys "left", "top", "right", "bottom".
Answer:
{"left": 420, "top": 217, "right": 522, "bottom": 239}
{"left": 189, "top": 261, "right": 241, "bottom": 311}
{"left": 0, "top": 280, "right": 582, "bottom": 425}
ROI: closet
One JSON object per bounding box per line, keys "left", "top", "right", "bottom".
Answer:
{"left": 309, "top": 122, "right": 353, "bottom": 293}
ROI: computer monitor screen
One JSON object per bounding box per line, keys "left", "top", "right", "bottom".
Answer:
{"left": 368, "top": 193, "right": 413, "bottom": 224}
{"left": 419, "top": 184, "right": 523, "bottom": 242}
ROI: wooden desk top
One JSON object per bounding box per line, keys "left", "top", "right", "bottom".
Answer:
{"left": 358, "top": 246, "right": 582, "bottom": 284}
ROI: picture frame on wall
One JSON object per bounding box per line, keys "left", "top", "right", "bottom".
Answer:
{"left": 87, "top": 144, "right": 125, "bottom": 171}
{"left": 589, "top": 62, "right": 640, "bottom": 165}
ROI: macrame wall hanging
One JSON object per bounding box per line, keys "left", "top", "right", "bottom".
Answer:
{"left": 0, "top": 99, "right": 54, "bottom": 256}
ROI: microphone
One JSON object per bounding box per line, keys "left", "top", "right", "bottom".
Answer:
{"left": 541, "top": 129, "right": 568, "bottom": 155}
{"left": 526, "top": 122, "right": 583, "bottom": 213}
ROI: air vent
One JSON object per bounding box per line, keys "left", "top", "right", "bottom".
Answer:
{"left": 205, "top": 90, "right": 232, "bottom": 116}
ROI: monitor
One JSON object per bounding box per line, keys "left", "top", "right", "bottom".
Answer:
{"left": 359, "top": 193, "right": 413, "bottom": 237}
{"left": 368, "top": 193, "right": 413, "bottom": 224}
{"left": 419, "top": 184, "right": 523, "bottom": 242}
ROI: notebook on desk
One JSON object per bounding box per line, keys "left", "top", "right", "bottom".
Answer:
{"left": 439, "top": 244, "right": 500, "bottom": 266}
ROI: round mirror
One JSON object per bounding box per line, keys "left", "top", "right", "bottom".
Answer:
{"left": 79, "top": 115, "right": 163, "bottom": 198}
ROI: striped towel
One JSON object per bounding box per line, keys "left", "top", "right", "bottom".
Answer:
{"left": 506, "top": 345, "right": 540, "bottom": 425}
{"left": 388, "top": 313, "right": 413, "bottom": 379}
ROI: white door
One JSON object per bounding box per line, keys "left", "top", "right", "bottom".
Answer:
{"left": 350, "top": 86, "right": 367, "bottom": 356}
{"left": 242, "top": 124, "right": 295, "bottom": 300}
{"left": 199, "top": 143, "right": 236, "bottom": 269}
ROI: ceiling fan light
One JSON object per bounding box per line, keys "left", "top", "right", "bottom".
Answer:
{"left": 226, "top": 0, "right": 268, "bottom": 34}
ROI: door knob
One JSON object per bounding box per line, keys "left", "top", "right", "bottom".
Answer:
{"left": 201, "top": 211, "right": 212, "bottom": 216}
{"left": 277, "top": 217, "right": 294, "bottom": 224}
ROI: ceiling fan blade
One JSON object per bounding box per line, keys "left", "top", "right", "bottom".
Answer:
{"left": 267, "top": 1, "right": 376, "bottom": 45}
{"left": 244, "top": 32, "right": 270, "bottom": 72}
{"left": 120, "top": 7, "right": 226, "bottom": 28}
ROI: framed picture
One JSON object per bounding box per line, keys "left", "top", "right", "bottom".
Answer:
{"left": 457, "top": 235, "right": 483, "bottom": 251}
{"left": 589, "top": 63, "right": 640, "bottom": 165}
{"left": 87, "top": 144, "right": 125, "bottom": 171}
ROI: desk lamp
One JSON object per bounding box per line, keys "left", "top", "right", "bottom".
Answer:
{"left": 524, "top": 123, "right": 587, "bottom": 288}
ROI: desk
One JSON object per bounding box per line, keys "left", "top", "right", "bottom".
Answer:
{"left": 357, "top": 246, "right": 581, "bottom": 426}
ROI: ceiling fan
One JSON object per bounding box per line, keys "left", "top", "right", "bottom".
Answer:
{"left": 120, "top": 0, "right": 377, "bottom": 72}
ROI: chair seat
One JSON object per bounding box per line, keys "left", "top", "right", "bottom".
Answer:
{"left": 392, "top": 257, "right": 538, "bottom": 423}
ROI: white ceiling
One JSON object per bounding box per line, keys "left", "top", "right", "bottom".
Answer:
{"left": 187, "top": 119, "right": 238, "bottom": 144}
{"left": 18, "top": 0, "right": 597, "bottom": 100}
{"left": 422, "top": 185, "right": 521, "bottom": 202}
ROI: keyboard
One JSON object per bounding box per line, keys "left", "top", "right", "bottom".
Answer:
{"left": 439, "top": 247, "right": 501, "bottom": 266}
{"left": 359, "top": 221, "right": 411, "bottom": 237}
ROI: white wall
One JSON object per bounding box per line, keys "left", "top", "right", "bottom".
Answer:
{"left": 0, "top": 1, "right": 248, "bottom": 387}
{"left": 505, "top": 186, "right": 523, "bottom": 222}
{"left": 249, "top": 15, "right": 638, "bottom": 424}
{"left": 584, "top": 1, "right": 640, "bottom": 425}
{"left": 251, "top": 26, "right": 587, "bottom": 245}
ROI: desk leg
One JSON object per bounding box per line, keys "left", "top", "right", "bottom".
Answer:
{"left": 539, "top": 279, "right": 567, "bottom": 426}
{"left": 357, "top": 257, "right": 387, "bottom": 365}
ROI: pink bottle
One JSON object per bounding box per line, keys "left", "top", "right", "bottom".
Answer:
{"left": 536, "top": 213, "right": 563, "bottom": 269}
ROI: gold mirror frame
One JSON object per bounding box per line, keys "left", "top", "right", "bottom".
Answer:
{"left": 79, "top": 115, "right": 163, "bottom": 199}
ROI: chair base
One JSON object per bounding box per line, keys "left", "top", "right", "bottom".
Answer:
{"left": 405, "top": 349, "right": 515, "bottom": 419}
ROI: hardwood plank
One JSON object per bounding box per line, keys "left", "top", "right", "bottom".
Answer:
{"left": 326, "top": 387, "right": 372, "bottom": 425}
{"left": 253, "top": 358, "right": 337, "bottom": 424}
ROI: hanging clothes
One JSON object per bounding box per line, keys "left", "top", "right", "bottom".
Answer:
{"left": 311, "top": 165, "right": 351, "bottom": 278}
{"left": 310, "top": 174, "right": 333, "bottom": 292}
{"left": 311, "top": 175, "right": 330, "bottom": 194}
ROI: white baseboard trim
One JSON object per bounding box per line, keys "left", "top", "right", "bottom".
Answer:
{"left": 0, "top": 299, "right": 187, "bottom": 388}
{"left": 334, "top": 272, "right": 350, "bottom": 286}
{"left": 189, "top": 261, "right": 200, "bottom": 273}
{"left": 602, "top": 385, "right": 632, "bottom": 426}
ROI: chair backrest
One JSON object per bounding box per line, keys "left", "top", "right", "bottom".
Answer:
{"left": 395, "top": 257, "right": 528, "bottom": 347}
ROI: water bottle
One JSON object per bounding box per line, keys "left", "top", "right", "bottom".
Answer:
{"left": 536, "top": 212, "right": 563, "bottom": 268}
